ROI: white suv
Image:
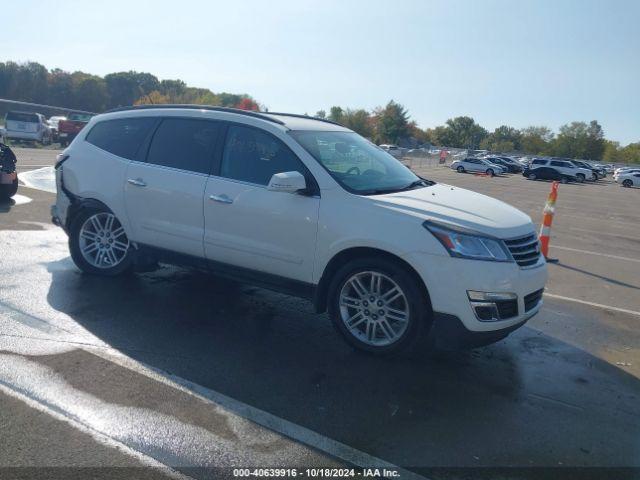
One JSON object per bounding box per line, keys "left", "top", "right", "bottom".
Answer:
{"left": 52, "top": 106, "right": 547, "bottom": 355}
{"left": 529, "top": 158, "right": 594, "bottom": 182}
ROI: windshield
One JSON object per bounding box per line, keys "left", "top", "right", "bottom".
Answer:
{"left": 289, "top": 131, "right": 428, "bottom": 195}
{"left": 69, "top": 113, "right": 92, "bottom": 122}
{"left": 6, "top": 112, "right": 38, "bottom": 123}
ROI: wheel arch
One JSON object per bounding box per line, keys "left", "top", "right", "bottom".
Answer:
{"left": 314, "top": 246, "right": 432, "bottom": 314}
{"left": 65, "top": 197, "right": 114, "bottom": 231}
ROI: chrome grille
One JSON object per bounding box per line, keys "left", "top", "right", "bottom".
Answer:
{"left": 504, "top": 233, "right": 541, "bottom": 267}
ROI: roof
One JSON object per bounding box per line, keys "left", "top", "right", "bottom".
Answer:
{"left": 103, "top": 104, "right": 350, "bottom": 132}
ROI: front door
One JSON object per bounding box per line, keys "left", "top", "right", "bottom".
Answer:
{"left": 203, "top": 124, "right": 319, "bottom": 283}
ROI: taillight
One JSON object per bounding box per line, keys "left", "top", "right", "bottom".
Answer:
{"left": 55, "top": 153, "right": 69, "bottom": 169}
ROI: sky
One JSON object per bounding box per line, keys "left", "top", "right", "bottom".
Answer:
{"left": 4, "top": 0, "right": 640, "bottom": 144}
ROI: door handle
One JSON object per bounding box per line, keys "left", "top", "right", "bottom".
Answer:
{"left": 127, "top": 178, "right": 147, "bottom": 187}
{"left": 209, "top": 194, "right": 233, "bottom": 204}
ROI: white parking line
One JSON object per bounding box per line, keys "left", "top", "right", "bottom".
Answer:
{"left": 550, "top": 245, "right": 640, "bottom": 263}
{"left": 544, "top": 293, "right": 640, "bottom": 317}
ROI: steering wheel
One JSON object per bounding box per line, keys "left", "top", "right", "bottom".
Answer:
{"left": 346, "top": 166, "right": 361, "bottom": 176}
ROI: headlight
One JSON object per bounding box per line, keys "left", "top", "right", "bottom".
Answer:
{"left": 423, "top": 221, "right": 512, "bottom": 262}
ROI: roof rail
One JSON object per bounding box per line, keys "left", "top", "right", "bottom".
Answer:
{"left": 263, "top": 111, "right": 344, "bottom": 126}
{"left": 103, "top": 104, "right": 286, "bottom": 125}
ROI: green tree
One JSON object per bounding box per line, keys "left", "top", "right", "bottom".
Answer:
{"left": 315, "top": 109, "right": 326, "bottom": 119}
{"left": 373, "top": 100, "right": 410, "bottom": 144}
{"left": 520, "top": 126, "right": 554, "bottom": 154}
{"left": 550, "top": 121, "right": 605, "bottom": 160}
{"left": 328, "top": 106, "right": 344, "bottom": 124}
{"left": 72, "top": 73, "right": 108, "bottom": 112}
{"left": 480, "top": 125, "right": 522, "bottom": 152}
{"left": 619, "top": 142, "right": 640, "bottom": 164}
{"left": 432, "top": 116, "right": 487, "bottom": 149}
{"left": 341, "top": 109, "right": 373, "bottom": 138}
{"left": 104, "top": 71, "right": 159, "bottom": 108}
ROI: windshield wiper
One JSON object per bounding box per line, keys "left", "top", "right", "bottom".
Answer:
{"left": 360, "top": 178, "right": 433, "bottom": 196}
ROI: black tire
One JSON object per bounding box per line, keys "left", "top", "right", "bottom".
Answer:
{"left": 486, "top": 168, "right": 495, "bottom": 177}
{"left": 528, "top": 173, "right": 537, "bottom": 181}
{"left": 0, "top": 178, "right": 18, "bottom": 199}
{"left": 560, "top": 176, "right": 568, "bottom": 184}
{"left": 69, "top": 206, "right": 134, "bottom": 276}
{"left": 576, "top": 173, "right": 585, "bottom": 183}
{"left": 327, "top": 257, "right": 432, "bottom": 356}
{"left": 456, "top": 166, "right": 465, "bottom": 173}
{"left": 622, "top": 179, "right": 633, "bottom": 188}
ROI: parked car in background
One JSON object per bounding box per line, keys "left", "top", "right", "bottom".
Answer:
{"left": 0, "top": 126, "right": 5, "bottom": 143}
{"left": 615, "top": 172, "right": 640, "bottom": 188}
{"left": 51, "top": 105, "right": 547, "bottom": 355}
{"left": 529, "top": 158, "right": 593, "bottom": 182}
{"left": 379, "top": 144, "right": 404, "bottom": 158}
{"left": 0, "top": 142, "right": 18, "bottom": 199}
{"left": 450, "top": 157, "right": 505, "bottom": 176}
{"left": 58, "top": 112, "right": 93, "bottom": 147}
{"left": 4, "top": 111, "right": 52, "bottom": 145}
{"left": 522, "top": 166, "right": 576, "bottom": 184}
{"left": 614, "top": 168, "right": 640, "bottom": 181}
{"left": 484, "top": 156, "right": 519, "bottom": 173}
{"left": 48, "top": 116, "right": 67, "bottom": 142}
{"left": 495, "top": 156, "right": 523, "bottom": 173}
{"left": 569, "top": 160, "right": 603, "bottom": 180}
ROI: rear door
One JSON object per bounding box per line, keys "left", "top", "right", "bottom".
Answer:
{"left": 203, "top": 123, "right": 319, "bottom": 283}
{"left": 124, "top": 117, "right": 221, "bottom": 257}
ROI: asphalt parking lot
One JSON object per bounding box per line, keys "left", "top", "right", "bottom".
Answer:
{"left": 1, "top": 148, "right": 639, "bottom": 479}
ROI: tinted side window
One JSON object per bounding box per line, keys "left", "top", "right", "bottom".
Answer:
{"left": 86, "top": 118, "right": 155, "bottom": 160}
{"left": 146, "top": 118, "right": 219, "bottom": 174}
{"left": 550, "top": 161, "right": 564, "bottom": 167}
{"left": 532, "top": 159, "right": 546, "bottom": 165}
{"left": 221, "top": 125, "right": 305, "bottom": 186}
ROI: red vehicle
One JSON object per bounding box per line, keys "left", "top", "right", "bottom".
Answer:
{"left": 58, "top": 112, "right": 93, "bottom": 147}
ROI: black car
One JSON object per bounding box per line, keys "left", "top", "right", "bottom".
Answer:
{"left": 0, "top": 143, "right": 18, "bottom": 199}
{"left": 496, "top": 156, "right": 523, "bottom": 173}
{"left": 523, "top": 166, "right": 576, "bottom": 184}
{"left": 485, "top": 156, "right": 518, "bottom": 173}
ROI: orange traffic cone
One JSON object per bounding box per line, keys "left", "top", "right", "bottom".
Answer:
{"left": 539, "top": 181, "right": 559, "bottom": 263}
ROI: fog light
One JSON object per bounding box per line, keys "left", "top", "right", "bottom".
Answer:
{"left": 467, "top": 291, "right": 518, "bottom": 322}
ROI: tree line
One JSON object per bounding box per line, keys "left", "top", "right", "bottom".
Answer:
{"left": 1, "top": 61, "right": 637, "bottom": 163}
{"left": 317, "top": 104, "right": 639, "bottom": 163}
{"left": 0, "top": 61, "right": 259, "bottom": 114}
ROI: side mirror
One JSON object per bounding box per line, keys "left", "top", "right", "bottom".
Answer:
{"left": 267, "top": 171, "right": 307, "bottom": 193}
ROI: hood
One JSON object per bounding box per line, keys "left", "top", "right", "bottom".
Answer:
{"left": 370, "top": 183, "right": 534, "bottom": 239}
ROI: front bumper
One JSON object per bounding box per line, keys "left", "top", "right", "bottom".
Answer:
{"left": 403, "top": 251, "right": 547, "bottom": 341}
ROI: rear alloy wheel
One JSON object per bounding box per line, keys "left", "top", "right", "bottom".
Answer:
{"left": 328, "top": 258, "right": 430, "bottom": 356}
{"left": 528, "top": 173, "right": 537, "bottom": 181}
{"left": 560, "top": 177, "right": 568, "bottom": 184}
{"left": 486, "top": 168, "right": 495, "bottom": 177}
{"left": 70, "top": 208, "right": 133, "bottom": 276}
{"left": 622, "top": 179, "right": 633, "bottom": 188}
{"left": 576, "top": 173, "right": 585, "bottom": 183}
{"left": 457, "top": 166, "right": 465, "bottom": 173}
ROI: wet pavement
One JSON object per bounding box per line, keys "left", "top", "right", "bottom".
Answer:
{"left": 0, "top": 149, "right": 639, "bottom": 479}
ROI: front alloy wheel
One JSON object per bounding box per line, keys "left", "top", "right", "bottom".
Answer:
{"left": 339, "top": 271, "right": 410, "bottom": 347}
